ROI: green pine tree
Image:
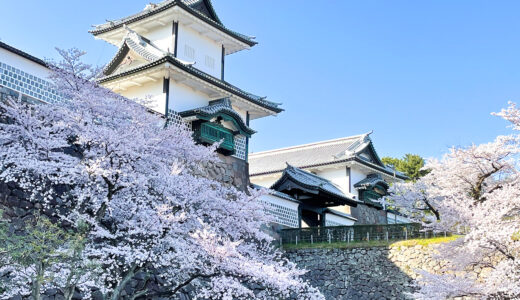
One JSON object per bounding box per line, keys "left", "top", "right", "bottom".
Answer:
{"left": 382, "top": 154, "right": 430, "bottom": 181}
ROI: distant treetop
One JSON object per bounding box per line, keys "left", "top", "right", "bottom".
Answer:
{"left": 382, "top": 154, "right": 430, "bottom": 181}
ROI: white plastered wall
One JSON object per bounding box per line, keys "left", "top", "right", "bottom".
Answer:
{"left": 0, "top": 48, "right": 52, "bottom": 80}
{"left": 325, "top": 213, "right": 356, "bottom": 226}
{"left": 315, "top": 168, "right": 349, "bottom": 195}
{"left": 314, "top": 167, "right": 353, "bottom": 215}
{"left": 260, "top": 194, "right": 299, "bottom": 228}
{"left": 168, "top": 78, "right": 210, "bottom": 112}
{"left": 250, "top": 175, "right": 280, "bottom": 189}
{"left": 232, "top": 105, "right": 248, "bottom": 123}
{"left": 143, "top": 24, "right": 173, "bottom": 53}
{"left": 177, "top": 23, "right": 222, "bottom": 78}
{"left": 350, "top": 167, "right": 370, "bottom": 199}
{"left": 119, "top": 80, "right": 166, "bottom": 114}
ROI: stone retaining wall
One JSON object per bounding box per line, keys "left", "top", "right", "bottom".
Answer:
{"left": 285, "top": 243, "right": 483, "bottom": 300}
{"left": 351, "top": 203, "right": 387, "bottom": 225}
{"left": 193, "top": 154, "right": 249, "bottom": 191}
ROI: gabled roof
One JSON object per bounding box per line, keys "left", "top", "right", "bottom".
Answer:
{"left": 271, "top": 165, "right": 360, "bottom": 207}
{"left": 89, "top": 0, "right": 256, "bottom": 47}
{"left": 103, "top": 27, "right": 164, "bottom": 76}
{"left": 250, "top": 184, "right": 301, "bottom": 204}
{"left": 249, "top": 133, "right": 407, "bottom": 179}
{"left": 98, "top": 29, "right": 282, "bottom": 114}
{"left": 182, "top": 0, "right": 222, "bottom": 24}
{"left": 354, "top": 173, "right": 390, "bottom": 190}
{"left": 179, "top": 98, "right": 256, "bottom": 137}
{"left": 0, "top": 41, "right": 47, "bottom": 67}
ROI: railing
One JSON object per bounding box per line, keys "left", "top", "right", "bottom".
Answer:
{"left": 199, "top": 122, "right": 235, "bottom": 152}
{"left": 279, "top": 223, "right": 451, "bottom": 246}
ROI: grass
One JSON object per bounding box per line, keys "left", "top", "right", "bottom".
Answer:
{"left": 282, "top": 235, "right": 461, "bottom": 250}
{"left": 391, "top": 235, "right": 460, "bottom": 247}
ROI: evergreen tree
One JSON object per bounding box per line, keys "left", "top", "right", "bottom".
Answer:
{"left": 382, "top": 154, "right": 429, "bottom": 181}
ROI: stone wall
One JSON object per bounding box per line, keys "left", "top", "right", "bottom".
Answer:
{"left": 216, "top": 154, "right": 249, "bottom": 191}
{"left": 195, "top": 154, "right": 249, "bottom": 191}
{"left": 351, "top": 203, "right": 387, "bottom": 225}
{"left": 285, "top": 243, "right": 485, "bottom": 300}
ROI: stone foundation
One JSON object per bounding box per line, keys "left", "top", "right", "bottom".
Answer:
{"left": 217, "top": 154, "right": 249, "bottom": 191}
{"left": 194, "top": 154, "right": 249, "bottom": 191}
{"left": 351, "top": 203, "right": 387, "bottom": 224}
{"left": 285, "top": 243, "right": 486, "bottom": 300}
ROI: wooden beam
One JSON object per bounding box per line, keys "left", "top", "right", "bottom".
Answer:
{"left": 113, "top": 85, "right": 126, "bottom": 91}
{"left": 221, "top": 45, "right": 225, "bottom": 80}
{"left": 143, "top": 76, "right": 157, "bottom": 82}
{"left": 163, "top": 77, "right": 170, "bottom": 116}
{"left": 172, "top": 22, "right": 179, "bottom": 57}
{"left": 246, "top": 111, "right": 250, "bottom": 161}
{"left": 208, "top": 93, "right": 222, "bottom": 99}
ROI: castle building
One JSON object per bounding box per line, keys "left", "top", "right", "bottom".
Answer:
{"left": 0, "top": 41, "right": 61, "bottom": 104}
{"left": 249, "top": 133, "right": 410, "bottom": 228}
{"left": 89, "top": 1, "right": 410, "bottom": 227}
{"left": 1, "top": 2, "right": 410, "bottom": 232}
{"left": 90, "top": 0, "right": 281, "bottom": 169}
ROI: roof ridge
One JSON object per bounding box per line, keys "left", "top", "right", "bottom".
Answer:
{"left": 0, "top": 40, "right": 47, "bottom": 67}
{"left": 250, "top": 133, "right": 371, "bottom": 157}
{"left": 102, "top": 27, "right": 166, "bottom": 76}
{"left": 89, "top": 0, "right": 257, "bottom": 46}
{"left": 98, "top": 55, "right": 282, "bottom": 113}
{"left": 288, "top": 165, "right": 335, "bottom": 185}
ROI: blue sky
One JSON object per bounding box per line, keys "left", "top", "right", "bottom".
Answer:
{"left": 1, "top": 1, "right": 519, "bottom": 159}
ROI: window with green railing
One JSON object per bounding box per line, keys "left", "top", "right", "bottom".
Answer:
{"left": 361, "top": 185, "right": 386, "bottom": 208}
{"left": 198, "top": 122, "right": 235, "bottom": 153}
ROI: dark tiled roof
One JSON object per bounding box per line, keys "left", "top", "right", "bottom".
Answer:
{"left": 97, "top": 31, "right": 282, "bottom": 113}
{"left": 0, "top": 41, "right": 47, "bottom": 67}
{"left": 249, "top": 133, "right": 407, "bottom": 179}
{"left": 179, "top": 98, "right": 256, "bottom": 136}
{"left": 103, "top": 27, "right": 164, "bottom": 75}
{"left": 182, "top": 0, "right": 222, "bottom": 25}
{"left": 272, "top": 165, "right": 360, "bottom": 207}
{"left": 250, "top": 184, "right": 301, "bottom": 203}
{"left": 354, "top": 173, "right": 390, "bottom": 190}
{"left": 89, "top": 0, "right": 257, "bottom": 47}
{"left": 271, "top": 190, "right": 300, "bottom": 203}
{"left": 250, "top": 135, "right": 362, "bottom": 176}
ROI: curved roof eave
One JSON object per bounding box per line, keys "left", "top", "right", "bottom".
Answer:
{"left": 179, "top": 101, "right": 256, "bottom": 137}
{"left": 89, "top": 1, "right": 257, "bottom": 47}
{"left": 0, "top": 41, "right": 48, "bottom": 68}
{"left": 98, "top": 56, "right": 283, "bottom": 114}
{"left": 250, "top": 157, "right": 408, "bottom": 180}
{"left": 271, "top": 166, "right": 359, "bottom": 207}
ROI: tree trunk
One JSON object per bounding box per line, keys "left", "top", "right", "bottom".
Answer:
{"left": 32, "top": 261, "right": 43, "bottom": 300}
{"left": 110, "top": 265, "right": 137, "bottom": 300}
{"left": 63, "top": 286, "right": 75, "bottom": 300}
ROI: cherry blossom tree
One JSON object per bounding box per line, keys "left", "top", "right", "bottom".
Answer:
{"left": 386, "top": 102, "right": 520, "bottom": 299}
{"left": 0, "top": 49, "right": 323, "bottom": 300}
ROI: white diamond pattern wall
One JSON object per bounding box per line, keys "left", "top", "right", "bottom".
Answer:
{"left": 233, "top": 134, "right": 247, "bottom": 161}
{"left": 261, "top": 200, "right": 299, "bottom": 228}
{"left": 0, "top": 61, "right": 61, "bottom": 103}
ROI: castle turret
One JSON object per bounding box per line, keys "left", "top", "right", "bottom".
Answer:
{"left": 91, "top": 0, "right": 282, "bottom": 162}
